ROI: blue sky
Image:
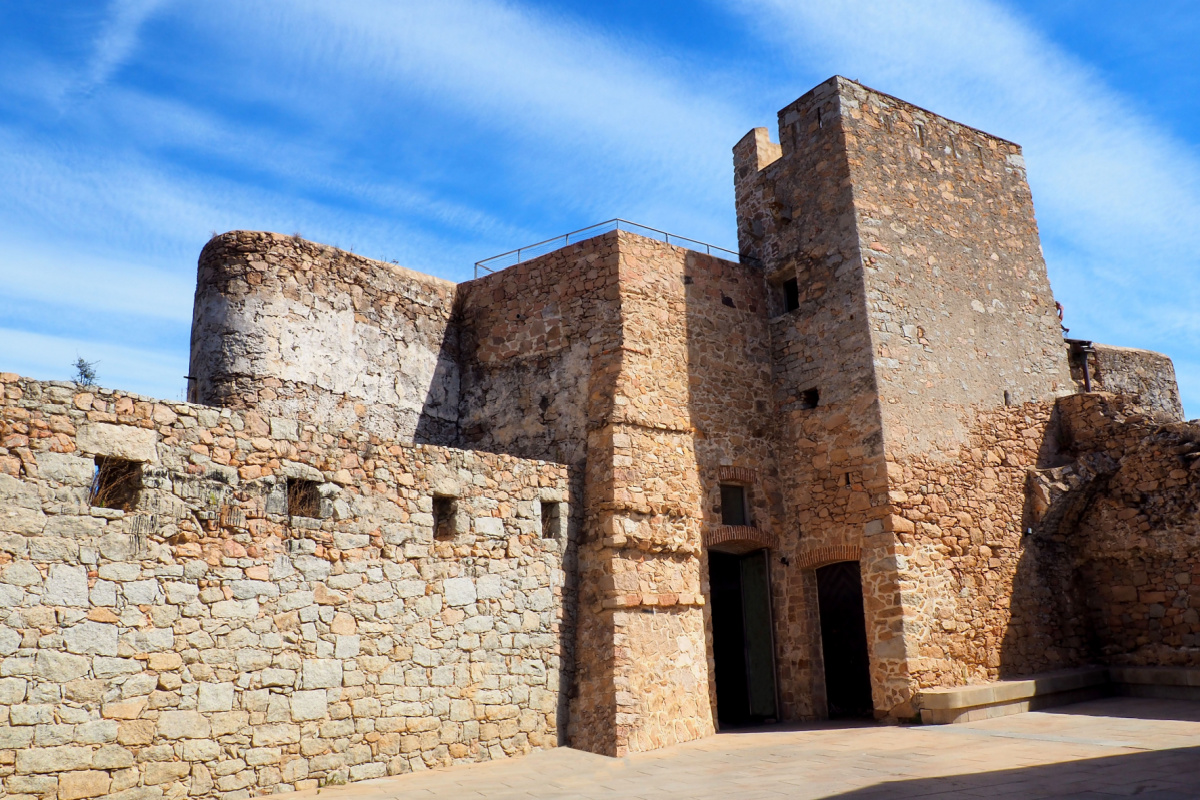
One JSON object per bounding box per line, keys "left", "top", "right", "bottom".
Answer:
{"left": 1, "top": 1, "right": 1197, "bottom": 416}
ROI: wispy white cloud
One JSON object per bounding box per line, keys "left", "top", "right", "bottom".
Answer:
{"left": 720, "top": 0, "right": 1200, "bottom": 415}
{"left": 76, "top": 0, "right": 170, "bottom": 96}
{"left": 187, "top": 0, "right": 754, "bottom": 239}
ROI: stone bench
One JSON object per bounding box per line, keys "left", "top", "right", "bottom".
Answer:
{"left": 918, "top": 667, "right": 1111, "bottom": 724}
{"left": 1110, "top": 666, "right": 1200, "bottom": 701}
{"left": 915, "top": 665, "right": 1200, "bottom": 724}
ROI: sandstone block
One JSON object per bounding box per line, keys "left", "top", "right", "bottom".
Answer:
{"left": 335, "top": 635, "right": 360, "bottom": 659}
{"left": 2, "top": 561, "right": 42, "bottom": 587}
{"left": 0, "top": 626, "right": 21, "bottom": 655}
{"left": 10, "top": 705, "right": 55, "bottom": 729}
{"left": 143, "top": 761, "right": 190, "bottom": 785}
{"left": 261, "top": 668, "right": 295, "bottom": 687}
{"left": 147, "top": 652, "right": 183, "bottom": 671}
{"left": 97, "top": 563, "right": 140, "bottom": 582}
{"left": 122, "top": 580, "right": 160, "bottom": 604}
{"left": 290, "top": 689, "right": 328, "bottom": 721}
{"left": 43, "top": 516, "right": 105, "bottom": 539}
{"left": 8, "top": 773, "right": 58, "bottom": 794}
{"left": 231, "top": 580, "right": 278, "bottom": 599}
{"left": 75, "top": 720, "right": 118, "bottom": 745}
{"left": 0, "top": 725, "right": 35, "bottom": 748}
{"left": 302, "top": 659, "right": 343, "bottom": 689}
{"left": 156, "top": 711, "right": 210, "bottom": 739}
{"left": 92, "top": 744, "right": 134, "bottom": 769}
{"left": 212, "top": 599, "right": 259, "bottom": 619}
{"left": 58, "top": 770, "right": 110, "bottom": 800}
{"left": 17, "top": 746, "right": 92, "bottom": 774}
{"left": 251, "top": 723, "right": 300, "bottom": 747}
{"left": 35, "top": 452, "right": 94, "bottom": 486}
{"left": 475, "top": 518, "right": 504, "bottom": 537}
{"left": 444, "top": 577, "right": 477, "bottom": 606}
{"left": 76, "top": 423, "right": 157, "bottom": 463}
{"left": 63, "top": 621, "right": 118, "bottom": 656}
{"left": 181, "top": 739, "right": 220, "bottom": 762}
{"left": 210, "top": 711, "right": 250, "bottom": 737}
{"left": 0, "top": 505, "right": 45, "bottom": 536}
{"left": 116, "top": 720, "right": 155, "bottom": 746}
{"left": 197, "top": 682, "right": 235, "bottom": 713}
{"left": 0, "top": 676, "right": 28, "bottom": 704}
{"left": 42, "top": 565, "right": 89, "bottom": 607}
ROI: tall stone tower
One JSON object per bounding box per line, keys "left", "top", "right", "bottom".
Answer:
{"left": 735, "top": 77, "right": 1074, "bottom": 716}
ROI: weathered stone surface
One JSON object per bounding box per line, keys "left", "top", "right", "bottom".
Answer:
{"left": 156, "top": 711, "right": 210, "bottom": 740}
{"left": 301, "top": 660, "right": 342, "bottom": 690}
{"left": 76, "top": 423, "right": 158, "bottom": 463}
{"left": 16, "top": 746, "right": 92, "bottom": 774}
{"left": 58, "top": 770, "right": 111, "bottom": 800}
{"left": 35, "top": 451, "right": 94, "bottom": 486}
{"left": 289, "top": 690, "right": 327, "bottom": 721}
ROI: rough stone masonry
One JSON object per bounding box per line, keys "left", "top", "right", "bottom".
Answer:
{"left": 0, "top": 76, "right": 1196, "bottom": 799}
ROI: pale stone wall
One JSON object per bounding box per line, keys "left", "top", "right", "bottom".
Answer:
{"left": 836, "top": 80, "right": 1074, "bottom": 455}
{"left": 454, "top": 233, "right": 623, "bottom": 467}
{"left": 190, "top": 232, "right": 460, "bottom": 446}
{"left": 0, "top": 374, "right": 570, "bottom": 799}
{"left": 1070, "top": 344, "right": 1184, "bottom": 422}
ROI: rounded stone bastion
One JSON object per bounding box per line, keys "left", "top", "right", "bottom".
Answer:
{"left": 190, "top": 231, "right": 461, "bottom": 445}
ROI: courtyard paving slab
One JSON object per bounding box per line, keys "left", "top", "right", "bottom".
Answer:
{"left": 296, "top": 698, "right": 1200, "bottom": 799}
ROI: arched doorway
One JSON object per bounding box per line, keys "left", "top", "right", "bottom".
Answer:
{"left": 815, "top": 560, "right": 874, "bottom": 718}
{"left": 709, "top": 549, "right": 778, "bottom": 727}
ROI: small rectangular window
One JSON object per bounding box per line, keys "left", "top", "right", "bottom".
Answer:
{"left": 783, "top": 278, "right": 800, "bottom": 312}
{"left": 799, "top": 387, "right": 819, "bottom": 410}
{"left": 720, "top": 484, "right": 748, "bottom": 527}
{"left": 540, "top": 501, "right": 562, "bottom": 538}
{"left": 287, "top": 479, "right": 321, "bottom": 518}
{"left": 433, "top": 495, "right": 458, "bottom": 540}
{"left": 90, "top": 457, "right": 142, "bottom": 511}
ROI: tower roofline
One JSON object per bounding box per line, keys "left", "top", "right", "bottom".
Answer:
{"left": 781, "top": 75, "right": 1021, "bottom": 149}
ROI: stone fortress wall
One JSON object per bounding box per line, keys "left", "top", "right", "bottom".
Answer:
{"left": 1, "top": 73, "right": 1198, "bottom": 800}
{"left": 0, "top": 374, "right": 570, "bottom": 799}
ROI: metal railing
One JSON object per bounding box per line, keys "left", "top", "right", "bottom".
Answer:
{"left": 473, "top": 218, "right": 753, "bottom": 278}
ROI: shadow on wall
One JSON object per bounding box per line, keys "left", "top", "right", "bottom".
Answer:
{"left": 998, "top": 406, "right": 1102, "bottom": 678}
{"left": 411, "top": 285, "right": 585, "bottom": 745}
{"left": 822, "top": 746, "right": 1200, "bottom": 799}
{"left": 412, "top": 299, "right": 463, "bottom": 448}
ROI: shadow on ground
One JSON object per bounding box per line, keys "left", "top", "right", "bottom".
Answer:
{"left": 824, "top": 746, "right": 1200, "bottom": 799}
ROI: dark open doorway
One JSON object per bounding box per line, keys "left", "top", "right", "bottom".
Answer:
{"left": 816, "top": 560, "right": 874, "bottom": 718}
{"left": 709, "top": 549, "right": 778, "bottom": 727}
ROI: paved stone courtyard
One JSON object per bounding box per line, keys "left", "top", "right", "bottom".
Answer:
{"left": 296, "top": 698, "right": 1200, "bottom": 799}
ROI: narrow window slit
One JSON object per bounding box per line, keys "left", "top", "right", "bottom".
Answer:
{"left": 433, "top": 495, "right": 458, "bottom": 540}
{"left": 540, "top": 501, "right": 562, "bottom": 538}
{"left": 783, "top": 278, "right": 800, "bottom": 312}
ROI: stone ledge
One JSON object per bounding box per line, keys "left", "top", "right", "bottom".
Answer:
{"left": 918, "top": 666, "right": 1200, "bottom": 724}
{"left": 1111, "top": 666, "right": 1200, "bottom": 701}
{"left": 918, "top": 667, "right": 1109, "bottom": 724}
